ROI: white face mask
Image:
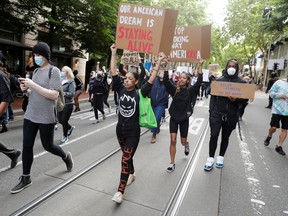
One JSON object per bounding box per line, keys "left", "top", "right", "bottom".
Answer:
{"left": 158, "top": 73, "right": 164, "bottom": 79}
{"left": 227, "top": 68, "right": 236, "bottom": 76}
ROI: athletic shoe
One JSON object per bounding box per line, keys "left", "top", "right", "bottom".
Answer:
{"left": 184, "top": 143, "right": 190, "bottom": 156}
{"left": 166, "top": 163, "right": 175, "bottom": 173}
{"left": 67, "top": 126, "right": 76, "bottom": 137}
{"left": 63, "top": 152, "right": 74, "bottom": 172}
{"left": 74, "top": 108, "right": 80, "bottom": 112}
{"left": 215, "top": 156, "right": 224, "bottom": 168}
{"left": 275, "top": 146, "right": 286, "bottom": 155}
{"left": 60, "top": 136, "right": 69, "bottom": 143}
{"left": 264, "top": 136, "right": 271, "bottom": 146}
{"left": 127, "top": 172, "right": 136, "bottom": 186}
{"left": 112, "top": 191, "right": 123, "bottom": 204}
{"left": 93, "top": 120, "right": 99, "bottom": 124}
{"left": 10, "top": 150, "right": 21, "bottom": 169}
{"left": 103, "top": 114, "right": 106, "bottom": 120}
{"left": 11, "top": 175, "right": 32, "bottom": 194}
{"left": 204, "top": 157, "right": 215, "bottom": 171}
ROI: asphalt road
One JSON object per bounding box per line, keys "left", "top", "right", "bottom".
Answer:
{"left": 0, "top": 91, "right": 287, "bottom": 216}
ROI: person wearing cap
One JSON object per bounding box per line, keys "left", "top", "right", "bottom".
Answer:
{"left": 11, "top": 42, "right": 74, "bottom": 194}
{"left": 0, "top": 55, "right": 21, "bottom": 168}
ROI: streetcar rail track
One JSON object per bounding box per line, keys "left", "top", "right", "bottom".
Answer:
{"left": 10, "top": 115, "right": 208, "bottom": 216}
{"left": 9, "top": 121, "right": 153, "bottom": 216}
{"left": 162, "top": 118, "right": 209, "bottom": 216}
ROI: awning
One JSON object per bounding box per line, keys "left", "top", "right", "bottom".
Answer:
{"left": 0, "top": 39, "right": 32, "bottom": 50}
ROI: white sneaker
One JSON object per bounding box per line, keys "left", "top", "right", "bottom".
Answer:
{"left": 204, "top": 157, "right": 215, "bottom": 171}
{"left": 166, "top": 163, "right": 175, "bottom": 173}
{"left": 60, "top": 136, "right": 69, "bottom": 143}
{"left": 127, "top": 172, "right": 136, "bottom": 186}
{"left": 112, "top": 191, "right": 123, "bottom": 204}
{"left": 216, "top": 156, "right": 224, "bottom": 168}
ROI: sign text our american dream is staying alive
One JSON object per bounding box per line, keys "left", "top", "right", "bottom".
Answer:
{"left": 116, "top": 4, "right": 178, "bottom": 55}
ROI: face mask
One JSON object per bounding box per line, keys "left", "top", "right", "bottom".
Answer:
{"left": 158, "top": 73, "right": 164, "bottom": 79}
{"left": 227, "top": 68, "right": 236, "bottom": 76}
{"left": 34, "top": 56, "right": 44, "bottom": 66}
{"left": 60, "top": 72, "right": 66, "bottom": 79}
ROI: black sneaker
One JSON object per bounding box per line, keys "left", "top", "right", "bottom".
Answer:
{"left": 11, "top": 150, "right": 21, "bottom": 169}
{"left": 264, "top": 137, "right": 271, "bottom": 146}
{"left": 11, "top": 175, "right": 32, "bottom": 194}
{"left": 275, "top": 146, "right": 286, "bottom": 155}
{"left": 63, "top": 152, "right": 74, "bottom": 172}
{"left": 184, "top": 143, "right": 190, "bottom": 156}
{"left": 67, "top": 126, "right": 75, "bottom": 137}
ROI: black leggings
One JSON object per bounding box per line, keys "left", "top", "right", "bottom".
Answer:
{"left": 93, "top": 94, "right": 105, "bottom": 120}
{"left": 209, "top": 117, "right": 235, "bottom": 157}
{"left": 103, "top": 92, "right": 110, "bottom": 108}
{"left": 57, "top": 104, "right": 73, "bottom": 137}
{"left": 22, "top": 119, "right": 67, "bottom": 175}
{"left": 116, "top": 124, "right": 140, "bottom": 194}
{"left": 0, "top": 142, "right": 12, "bottom": 152}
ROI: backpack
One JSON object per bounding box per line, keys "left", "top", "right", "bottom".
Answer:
{"left": 48, "top": 67, "right": 65, "bottom": 112}
{"left": 34, "top": 66, "right": 65, "bottom": 112}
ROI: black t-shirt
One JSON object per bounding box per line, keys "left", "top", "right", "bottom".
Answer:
{"left": 112, "top": 75, "right": 152, "bottom": 127}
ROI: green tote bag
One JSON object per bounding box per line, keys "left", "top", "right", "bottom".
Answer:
{"left": 138, "top": 90, "right": 157, "bottom": 128}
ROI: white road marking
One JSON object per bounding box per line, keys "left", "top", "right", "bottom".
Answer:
{"left": 237, "top": 128, "right": 265, "bottom": 213}
{"left": 0, "top": 122, "right": 117, "bottom": 174}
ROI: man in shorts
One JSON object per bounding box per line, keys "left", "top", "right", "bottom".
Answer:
{"left": 264, "top": 72, "right": 288, "bottom": 155}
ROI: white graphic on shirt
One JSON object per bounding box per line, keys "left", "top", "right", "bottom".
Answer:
{"left": 119, "top": 94, "right": 136, "bottom": 117}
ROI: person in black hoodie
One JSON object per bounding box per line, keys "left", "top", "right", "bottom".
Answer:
{"left": 110, "top": 44, "right": 167, "bottom": 204}
{"left": 204, "top": 59, "right": 247, "bottom": 171}
{"left": 265, "top": 72, "right": 278, "bottom": 109}
{"left": 163, "top": 60, "right": 204, "bottom": 173}
{"left": 91, "top": 71, "right": 107, "bottom": 124}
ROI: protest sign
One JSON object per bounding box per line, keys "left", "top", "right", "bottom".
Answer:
{"left": 122, "top": 50, "right": 139, "bottom": 65}
{"left": 115, "top": 3, "right": 178, "bottom": 55}
{"left": 211, "top": 81, "right": 256, "bottom": 100}
{"left": 170, "top": 25, "right": 211, "bottom": 62}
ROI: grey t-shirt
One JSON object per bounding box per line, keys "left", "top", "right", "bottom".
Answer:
{"left": 25, "top": 65, "right": 62, "bottom": 124}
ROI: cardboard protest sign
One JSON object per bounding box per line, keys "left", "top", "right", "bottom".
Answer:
{"left": 122, "top": 50, "right": 139, "bottom": 65}
{"left": 211, "top": 81, "right": 256, "bottom": 100}
{"left": 170, "top": 25, "right": 211, "bottom": 62}
{"left": 115, "top": 3, "right": 178, "bottom": 55}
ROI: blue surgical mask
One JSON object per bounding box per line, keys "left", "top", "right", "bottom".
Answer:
{"left": 34, "top": 56, "right": 44, "bottom": 66}
{"left": 60, "top": 72, "right": 66, "bottom": 79}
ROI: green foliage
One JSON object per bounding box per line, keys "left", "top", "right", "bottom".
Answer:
{"left": 155, "top": 0, "right": 209, "bottom": 26}
{"left": 0, "top": 0, "right": 119, "bottom": 60}
{"left": 261, "top": 0, "right": 288, "bottom": 33}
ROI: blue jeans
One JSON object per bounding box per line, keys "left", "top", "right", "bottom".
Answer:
{"left": 151, "top": 105, "right": 166, "bottom": 135}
